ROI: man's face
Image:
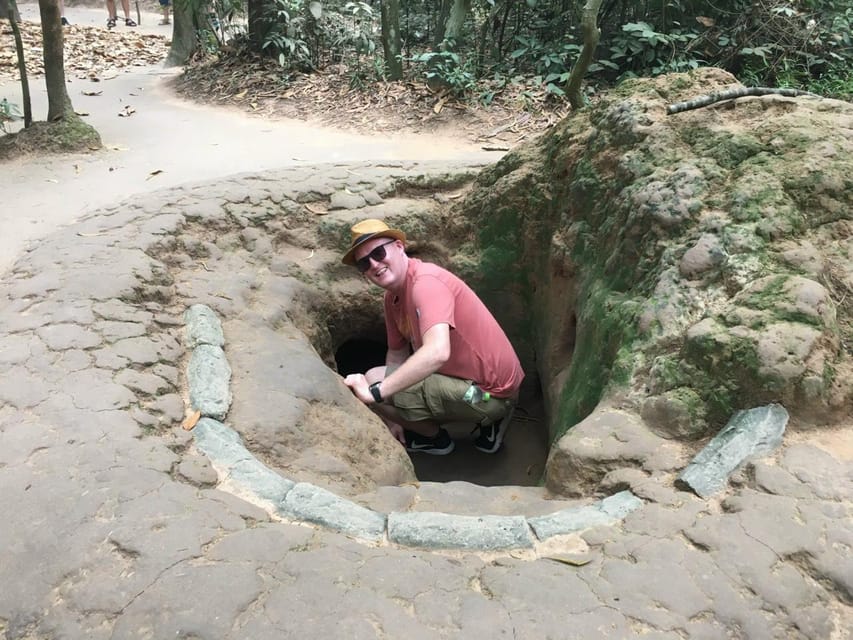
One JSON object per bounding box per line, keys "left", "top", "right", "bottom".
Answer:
{"left": 354, "top": 236, "right": 405, "bottom": 290}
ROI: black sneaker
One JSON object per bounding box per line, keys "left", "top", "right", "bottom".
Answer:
{"left": 405, "top": 428, "right": 455, "bottom": 455}
{"left": 474, "top": 404, "right": 515, "bottom": 453}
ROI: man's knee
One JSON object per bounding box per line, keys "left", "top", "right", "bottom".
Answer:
{"left": 364, "top": 365, "right": 386, "bottom": 385}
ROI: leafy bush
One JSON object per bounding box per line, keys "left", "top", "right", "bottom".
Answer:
{"left": 411, "top": 49, "right": 477, "bottom": 97}
{"left": 260, "top": 0, "right": 312, "bottom": 69}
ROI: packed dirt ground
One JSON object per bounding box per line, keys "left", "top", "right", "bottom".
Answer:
{"left": 0, "top": 0, "right": 568, "bottom": 151}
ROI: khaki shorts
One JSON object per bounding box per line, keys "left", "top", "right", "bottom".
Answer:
{"left": 392, "top": 373, "right": 512, "bottom": 426}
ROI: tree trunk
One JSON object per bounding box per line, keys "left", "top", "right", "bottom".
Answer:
{"left": 8, "top": 0, "right": 32, "bottom": 126}
{"left": 565, "top": 0, "right": 603, "bottom": 109}
{"left": 166, "top": 0, "right": 198, "bottom": 66}
{"left": 38, "top": 0, "right": 70, "bottom": 120}
{"left": 441, "top": 0, "right": 471, "bottom": 50}
{"left": 247, "top": 0, "right": 265, "bottom": 53}
{"left": 0, "top": 0, "right": 21, "bottom": 22}
{"left": 476, "top": 0, "right": 500, "bottom": 72}
{"left": 432, "top": 0, "right": 451, "bottom": 47}
{"left": 380, "top": 0, "right": 402, "bottom": 80}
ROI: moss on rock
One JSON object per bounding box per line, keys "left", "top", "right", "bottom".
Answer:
{"left": 0, "top": 111, "right": 101, "bottom": 159}
{"left": 449, "top": 67, "right": 852, "bottom": 461}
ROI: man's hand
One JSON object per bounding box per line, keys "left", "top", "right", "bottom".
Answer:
{"left": 344, "top": 373, "right": 373, "bottom": 405}
{"left": 387, "top": 422, "right": 405, "bottom": 446}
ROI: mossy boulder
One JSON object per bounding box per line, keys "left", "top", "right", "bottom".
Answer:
{"left": 445, "top": 67, "right": 852, "bottom": 495}
{"left": 0, "top": 112, "right": 101, "bottom": 159}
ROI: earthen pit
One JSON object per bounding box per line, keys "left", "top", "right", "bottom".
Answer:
{"left": 332, "top": 333, "right": 549, "bottom": 487}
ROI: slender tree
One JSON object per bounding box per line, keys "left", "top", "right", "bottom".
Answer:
{"left": 247, "top": 0, "right": 265, "bottom": 52}
{"left": 3, "top": 0, "right": 31, "bottom": 127}
{"left": 380, "top": 0, "right": 403, "bottom": 79}
{"left": 38, "top": 0, "right": 71, "bottom": 120}
{"left": 565, "top": 0, "right": 603, "bottom": 109}
{"left": 0, "top": 0, "right": 20, "bottom": 21}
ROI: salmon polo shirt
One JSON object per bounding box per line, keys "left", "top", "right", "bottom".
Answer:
{"left": 384, "top": 258, "right": 525, "bottom": 397}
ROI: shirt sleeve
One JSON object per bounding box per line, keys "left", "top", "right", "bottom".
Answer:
{"left": 411, "top": 275, "right": 455, "bottom": 338}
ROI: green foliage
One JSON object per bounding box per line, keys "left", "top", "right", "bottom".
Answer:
{"left": 215, "top": 0, "right": 852, "bottom": 103}
{"left": 0, "top": 98, "right": 23, "bottom": 134}
{"left": 261, "top": 0, "right": 312, "bottom": 69}
{"left": 604, "top": 22, "right": 702, "bottom": 77}
{"left": 258, "top": 0, "right": 383, "bottom": 80}
{"left": 411, "top": 49, "right": 477, "bottom": 96}
{"left": 722, "top": 1, "right": 853, "bottom": 99}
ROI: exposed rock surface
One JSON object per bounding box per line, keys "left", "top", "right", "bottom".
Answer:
{"left": 0, "top": 154, "right": 850, "bottom": 637}
{"left": 2, "top": 67, "right": 852, "bottom": 637}
{"left": 442, "top": 68, "right": 852, "bottom": 496}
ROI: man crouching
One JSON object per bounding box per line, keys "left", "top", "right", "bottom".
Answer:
{"left": 342, "top": 219, "right": 524, "bottom": 455}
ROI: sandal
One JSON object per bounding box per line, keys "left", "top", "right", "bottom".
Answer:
{"left": 158, "top": 19, "right": 170, "bottom": 25}
{"left": 125, "top": 18, "right": 137, "bottom": 26}
{"left": 107, "top": 17, "right": 116, "bottom": 28}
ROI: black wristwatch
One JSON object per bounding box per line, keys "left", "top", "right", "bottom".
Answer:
{"left": 369, "top": 382, "right": 384, "bottom": 404}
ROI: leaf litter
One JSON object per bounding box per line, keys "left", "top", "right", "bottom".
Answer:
{"left": 1, "top": 19, "right": 568, "bottom": 145}
{"left": 0, "top": 19, "right": 169, "bottom": 81}
{"left": 173, "top": 52, "right": 570, "bottom": 145}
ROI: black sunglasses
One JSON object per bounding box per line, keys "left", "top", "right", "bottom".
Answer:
{"left": 356, "top": 240, "right": 396, "bottom": 273}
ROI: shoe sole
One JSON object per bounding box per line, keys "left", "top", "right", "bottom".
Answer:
{"left": 474, "top": 404, "right": 515, "bottom": 453}
{"left": 406, "top": 440, "right": 455, "bottom": 455}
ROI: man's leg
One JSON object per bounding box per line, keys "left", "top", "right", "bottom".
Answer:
{"left": 120, "top": 0, "right": 131, "bottom": 20}
{"left": 106, "top": 0, "right": 117, "bottom": 19}
{"left": 364, "top": 366, "right": 441, "bottom": 440}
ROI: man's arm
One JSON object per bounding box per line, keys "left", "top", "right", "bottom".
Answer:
{"left": 344, "top": 323, "right": 450, "bottom": 404}
{"left": 379, "top": 322, "right": 450, "bottom": 397}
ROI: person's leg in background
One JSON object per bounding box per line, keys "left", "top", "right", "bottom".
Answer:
{"left": 159, "top": 0, "right": 171, "bottom": 25}
{"left": 119, "top": 0, "right": 136, "bottom": 26}
{"left": 105, "top": 0, "right": 117, "bottom": 28}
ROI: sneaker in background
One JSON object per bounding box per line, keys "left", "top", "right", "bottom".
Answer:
{"left": 405, "top": 428, "right": 455, "bottom": 455}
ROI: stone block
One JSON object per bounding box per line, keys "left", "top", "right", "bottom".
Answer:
{"left": 387, "top": 511, "right": 534, "bottom": 550}
{"left": 676, "top": 403, "right": 788, "bottom": 497}
{"left": 280, "top": 483, "right": 386, "bottom": 542}
{"left": 187, "top": 344, "right": 232, "bottom": 420}
{"left": 193, "top": 418, "right": 253, "bottom": 468}
{"left": 527, "top": 491, "right": 643, "bottom": 541}
{"left": 184, "top": 304, "right": 225, "bottom": 348}
{"left": 229, "top": 458, "right": 295, "bottom": 504}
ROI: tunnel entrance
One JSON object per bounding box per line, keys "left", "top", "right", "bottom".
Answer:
{"left": 334, "top": 337, "right": 549, "bottom": 487}
{"left": 335, "top": 338, "right": 388, "bottom": 377}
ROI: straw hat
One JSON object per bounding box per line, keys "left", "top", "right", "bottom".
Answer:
{"left": 341, "top": 219, "right": 407, "bottom": 266}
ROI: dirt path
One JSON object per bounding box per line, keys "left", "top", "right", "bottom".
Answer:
{"left": 1, "top": 4, "right": 503, "bottom": 276}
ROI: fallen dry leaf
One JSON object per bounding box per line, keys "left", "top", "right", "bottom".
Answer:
{"left": 146, "top": 169, "right": 164, "bottom": 180}
{"left": 304, "top": 203, "right": 327, "bottom": 215}
{"left": 0, "top": 21, "right": 169, "bottom": 82}
{"left": 544, "top": 554, "right": 592, "bottom": 567}
{"left": 182, "top": 409, "right": 202, "bottom": 431}
{"left": 81, "top": 90, "right": 103, "bottom": 96}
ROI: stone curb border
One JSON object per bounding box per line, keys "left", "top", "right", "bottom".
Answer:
{"left": 184, "top": 304, "right": 644, "bottom": 551}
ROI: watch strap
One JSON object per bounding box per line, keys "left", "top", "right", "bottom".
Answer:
{"left": 369, "top": 382, "right": 383, "bottom": 403}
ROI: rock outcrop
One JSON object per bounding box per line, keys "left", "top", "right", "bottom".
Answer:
{"left": 445, "top": 68, "right": 852, "bottom": 495}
